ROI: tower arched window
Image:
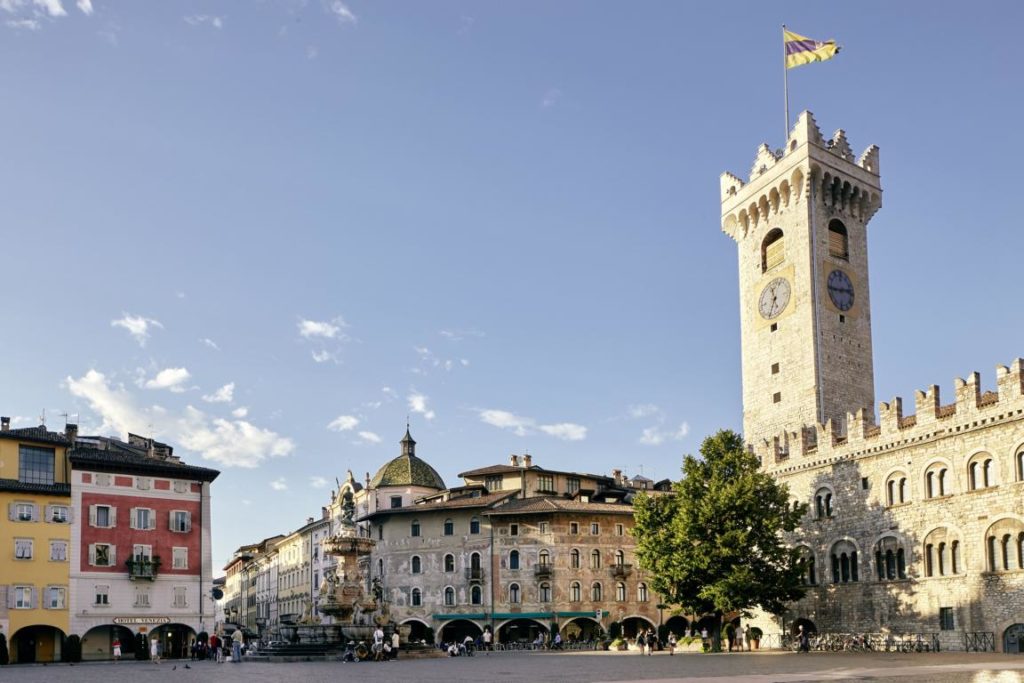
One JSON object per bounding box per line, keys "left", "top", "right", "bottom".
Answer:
{"left": 874, "top": 536, "right": 906, "bottom": 581}
{"left": 570, "top": 549, "right": 580, "bottom": 569}
{"left": 411, "top": 588, "right": 421, "bottom": 606}
{"left": 616, "top": 582, "right": 626, "bottom": 601}
{"left": 985, "top": 519, "right": 1024, "bottom": 571}
{"left": 762, "top": 228, "right": 785, "bottom": 272}
{"left": 1016, "top": 447, "right": 1024, "bottom": 482}
{"left": 509, "top": 583, "right": 520, "bottom": 604}
{"left": 591, "top": 582, "right": 602, "bottom": 601}
{"left": 797, "top": 546, "right": 816, "bottom": 585}
{"left": 509, "top": 550, "right": 520, "bottom": 570}
{"left": 828, "top": 219, "right": 849, "bottom": 260}
{"left": 444, "top": 586, "right": 455, "bottom": 606}
{"left": 814, "top": 488, "right": 834, "bottom": 518}
{"left": 570, "top": 581, "right": 581, "bottom": 602}
{"left": 471, "top": 585, "right": 482, "bottom": 605}
{"left": 925, "top": 463, "right": 949, "bottom": 498}
{"left": 968, "top": 453, "right": 996, "bottom": 491}
{"left": 830, "top": 540, "right": 859, "bottom": 583}
{"left": 444, "top": 554, "right": 455, "bottom": 572}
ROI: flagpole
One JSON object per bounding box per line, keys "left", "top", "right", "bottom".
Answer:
{"left": 782, "top": 24, "right": 790, "bottom": 142}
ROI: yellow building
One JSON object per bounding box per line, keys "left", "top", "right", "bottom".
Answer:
{"left": 0, "top": 418, "right": 74, "bottom": 663}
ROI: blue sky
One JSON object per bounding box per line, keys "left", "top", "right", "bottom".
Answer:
{"left": 2, "top": 1, "right": 1022, "bottom": 566}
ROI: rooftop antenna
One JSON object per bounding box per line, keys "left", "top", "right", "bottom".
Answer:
{"left": 39, "top": 408, "right": 46, "bottom": 426}
{"left": 59, "top": 411, "right": 69, "bottom": 427}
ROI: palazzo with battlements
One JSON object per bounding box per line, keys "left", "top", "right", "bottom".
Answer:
{"left": 721, "top": 112, "right": 1024, "bottom": 652}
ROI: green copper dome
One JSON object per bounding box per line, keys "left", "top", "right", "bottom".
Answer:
{"left": 369, "top": 429, "right": 445, "bottom": 490}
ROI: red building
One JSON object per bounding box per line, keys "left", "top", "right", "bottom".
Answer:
{"left": 68, "top": 434, "right": 219, "bottom": 660}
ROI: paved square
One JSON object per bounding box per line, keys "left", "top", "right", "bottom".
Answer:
{"left": 2, "top": 651, "right": 1024, "bottom": 683}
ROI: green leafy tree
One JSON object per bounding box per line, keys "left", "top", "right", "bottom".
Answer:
{"left": 633, "top": 429, "right": 807, "bottom": 651}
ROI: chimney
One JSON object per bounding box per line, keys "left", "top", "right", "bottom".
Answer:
{"left": 306, "top": 517, "right": 314, "bottom": 525}
{"left": 65, "top": 423, "right": 78, "bottom": 443}
{"left": 1, "top": 416, "right": 9, "bottom": 431}
{"left": 523, "top": 454, "right": 532, "bottom": 468}
{"left": 322, "top": 506, "right": 329, "bottom": 520}
{"left": 612, "top": 468, "right": 622, "bottom": 484}
{"left": 509, "top": 454, "right": 519, "bottom": 467}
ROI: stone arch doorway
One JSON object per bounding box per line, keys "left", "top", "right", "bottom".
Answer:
{"left": 497, "top": 618, "right": 547, "bottom": 645}
{"left": 400, "top": 618, "right": 430, "bottom": 644}
{"left": 149, "top": 623, "right": 197, "bottom": 659}
{"left": 10, "top": 625, "right": 66, "bottom": 664}
{"left": 791, "top": 617, "right": 817, "bottom": 636}
{"left": 1005, "top": 624, "right": 1024, "bottom": 654}
{"left": 665, "top": 615, "right": 690, "bottom": 637}
{"left": 560, "top": 617, "right": 600, "bottom": 642}
{"left": 81, "top": 624, "right": 136, "bottom": 661}
{"left": 437, "top": 619, "right": 482, "bottom": 645}
{"left": 620, "top": 616, "right": 656, "bottom": 639}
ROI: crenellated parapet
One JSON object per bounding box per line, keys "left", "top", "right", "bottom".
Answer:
{"left": 752, "top": 359, "right": 1024, "bottom": 473}
{"left": 720, "top": 111, "right": 882, "bottom": 242}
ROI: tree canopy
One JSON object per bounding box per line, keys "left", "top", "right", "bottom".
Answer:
{"left": 633, "top": 429, "right": 807, "bottom": 618}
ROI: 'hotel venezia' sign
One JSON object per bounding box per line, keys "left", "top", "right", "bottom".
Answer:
{"left": 112, "top": 616, "right": 172, "bottom": 625}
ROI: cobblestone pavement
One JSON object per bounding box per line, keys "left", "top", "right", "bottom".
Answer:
{"left": 3, "top": 651, "right": 1024, "bottom": 683}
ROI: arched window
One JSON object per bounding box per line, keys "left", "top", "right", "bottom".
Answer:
{"left": 444, "top": 586, "right": 455, "bottom": 606}
{"left": 969, "top": 461, "right": 980, "bottom": 491}
{"left": 538, "top": 549, "right": 550, "bottom": 566}
{"left": 411, "top": 520, "right": 421, "bottom": 537}
{"left": 378, "top": 558, "right": 384, "bottom": 576}
{"left": 638, "top": 583, "right": 649, "bottom": 602}
{"left": 411, "top": 588, "right": 421, "bottom": 606}
{"left": 828, "top": 219, "right": 849, "bottom": 260}
{"left": 570, "top": 582, "right": 581, "bottom": 602}
{"left": 509, "top": 550, "right": 520, "bottom": 570}
{"left": 615, "top": 582, "right": 626, "bottom": 602}
{"left": 590, "top": 549, "right": 601, "bottom": 569}
{"left": 924, "top": 528, "right": 962, "bottom": 577}
{"left": 471, "top": 585, "right": 482, "bottom": 605}
{"left": 969, "top": 453, "right": 996, "bottom": 490}
{"left": 470, "top": 517, "right": 480, "bottom": 534}
{"left": 509, "top": 583, "right": 520, "bottom": 604}
{"left": 874, "top": 536, "right": 906, "bottom": 581}
{"left": 939, "top": 468, "right": 948, "bottom": 495}
{"left": 952, "top": 540, "right": 961, "bottom": 575}
{"left": 443, "top": 518, "right": 454, "bottom": 536}
{"left": 614, "top": 550, "right": 625, "bottom": 567}
{"left": 539, "top": 582, "right": 551, "bottom": 603}
{"left": 570, "top": 549, "right": 580, "bottom": 569}
{"left": 471, "top": 552, "right": 481, "bottom": 571}
{"left": 985, "top": 519, "right": 1024, "bottom": 571}
{"left": 924, "top": 464, "right": 949, "bottom": 498}
{"left": 591, "top": 582, "right": 602, "bottom": 601}
{"left": 797, "top": 546, "right": 816, "bottom": 585}
{"left": 885, "top": 472, "right": 909, "bottom": 506}
{"left": 762, "top": 228, "right": 785, "bottom": 272}
{"left": 830, "top": 540, "right": 859, "bottom": 583}
{"left": 444, "top": 554, "right": 455, "bottom": 572}
{"left": 814, "top": 488, "right": 834, "bottom": 518}
{"left": 1017, "top": 447, "right": 1024, "bottom": 482}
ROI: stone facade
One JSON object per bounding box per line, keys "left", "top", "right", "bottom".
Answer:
{"left": 721, "top": 112, "right": 1024, "bottom": 651}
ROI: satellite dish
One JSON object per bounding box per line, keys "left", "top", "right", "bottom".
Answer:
{"left": 211, "top": 588, "right": 224, "bottom": 600}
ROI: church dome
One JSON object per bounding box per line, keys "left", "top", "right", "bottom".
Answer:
{"left": 369, "top": 429, "right": 445, "bottom": 490}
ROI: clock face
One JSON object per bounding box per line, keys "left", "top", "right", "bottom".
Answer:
{"left": 827, "top": 269, "right": 855, "bottom": 311}
{"left": 758, "top": 277, "right": 791, "bottom": 320}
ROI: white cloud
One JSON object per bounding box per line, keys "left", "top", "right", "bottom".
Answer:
{"left": 358, "top": 431, "right": 381, "bottom": 444}
{"left": 539, "top": 422, "right": 587, "bottom": 441}
{"left": 639, "top": 421, "right": 690, "bottom": 446}
{"left": 311, "top": 349, "right": 337, "bottom": 364}
{"left": 298, "top": 317, "right": 345, "bottom": 339}
{"left": 407, "top": 391, "right": 435, "bottom": 420}
{"left": 202, "top": 382, "right": 235, "bottom": 403}
{"left": 270, "top": 478, "right": 288, "bottom": 491}
{"left": 6, "top": 18, "right": 39, "bottom": 29}
{"left": 479, "top": 409, "right": 533, "bottom": 436}
{"left": 111, "top": 313, "right": 163, "bottom": 347}
{"left": 628, "top": 403, "right": 661, "bottom": 419}
{"left": 541, "top": 87, "right": 562, "bottom": 109}
{"left": 327, "top": 414, "right": 359, "bottom": 432}
{"left": 326, "top": 0, "right": 356, "bottom": 25}
{"left": 35, "top": 0, "right": 66, "bottom": 17}
{"left": 382, "top": 386, "right": 397, "bottom": 399}
{"left": 66, "top": 369, "right": 294, "bottom": 468}
{"left": 231, "top": 407, "right": 248, "bottom": 418}
{"left": 144, "top": 367, "right": 191, "bottom": 393}
{"left": 439, "top": 328, "right": 484, "bottom": 341}
{"left": 75, "top": 0, "right": 91, "bottom": 15}
{"left": 184, "top": 14, "right": 223, "bottom": 29}
{"left": 309, "top": 476, "right": 329, "bottom": 489}
{"left": 200, "top": 338, "right": 220, "bottom": 351}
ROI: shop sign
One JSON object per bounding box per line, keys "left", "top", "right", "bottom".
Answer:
{"left": 113, "top": 616, "right": 172, "bottom": 625}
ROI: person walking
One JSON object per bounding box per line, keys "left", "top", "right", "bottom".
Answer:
{"left": 636, "top": 631, "right": 646, "bottom": 655}
{"left": 112, "top": 637, "right": 122, "bottom": 662}
{"left": 482, "top": 628, "right": 492, "bottom": 652}
{"left": 647, "top": 630, "right": 654, "bottom": 655}
{"left": 150, "top": 637, "right": 161, "bottom": 664}
{"left": 736, "top": 625, "right": 745, "bottom": 652}
{"left": 391, "top": 631, "right": 400, "bottom": 660}
{"left": 667, "top": 632, "right": 676, "bottom": 656}
{"left": 743, "top": 625, "right": 751, "bottom": 652}
{"left": 231, "top": 629, "right": 243, "bottom": 663}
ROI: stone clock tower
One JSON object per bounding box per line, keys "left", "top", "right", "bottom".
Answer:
{"left": 720, "top": 112, "right": 882, "bottom": 459}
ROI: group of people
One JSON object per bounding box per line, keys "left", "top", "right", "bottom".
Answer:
{"left": 368, "top": 626, "right": 401, "bottom": 661}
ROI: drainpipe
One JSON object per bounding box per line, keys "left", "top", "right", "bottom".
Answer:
{"left": 489, "top": 518, "right": 495, "bottom": 640}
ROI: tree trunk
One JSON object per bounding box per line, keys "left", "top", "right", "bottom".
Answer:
{"left": 711, "top": 612, "right": 723, "bottom": 653}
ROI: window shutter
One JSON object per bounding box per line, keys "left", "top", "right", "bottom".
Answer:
{"left": 148, "top": 509, "right": 157, "bottom": 530}
{"left": 185, "top": 512, "right": 192, "bottom": 533}
{"left": 31, "top": 504, "right": 40, "bottom": 522}
{"left": 30, "top": 587, "right": 38, "bottom": 609}
{"left": 89, "top": 504, "right": 97, "bottom": 527}
{"left": 129, "top": 508, "right": 137, "bottom": 530}
{"left": 88, "top": 544, "right": 96, "bottom": 566}
{"left": 42, "top": 588, "right": 50, "bottom": 610}
{"left": 110, "top": 507, "right": 117, "bottom": 527}
{"left": 109, "top": 545, "right": 117, "bottom": 566}
{"left": 7, "top": 503, "right": 14, "bottom": 521}
{"left": 169, "top": 511, "right": 176, "bottom": 531}
{"left": 7, "top": 589, "right": 14, "bottom": 609}
{"left": 45, "top": 505, "right": 54, "bottom": 522}
{"left": 68, "top": 506, "right": 74, "bottom": 524}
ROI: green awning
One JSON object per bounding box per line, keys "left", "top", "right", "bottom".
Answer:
{"left": 491, "top": 612, "right": 554, "bottom": 620}
{"left": 433, "top": 613, "right": 487, "bottom": 621}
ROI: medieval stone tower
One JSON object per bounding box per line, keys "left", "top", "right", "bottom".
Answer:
{"left": 720, "top": 111, "right": 882, "bottom": 458}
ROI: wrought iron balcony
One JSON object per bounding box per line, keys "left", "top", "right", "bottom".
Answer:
{"left": 609, "top": 563, "right": 633, "bottom": 579}
{"left": 464, "top": 567, "right": 484, "bottom": 582}
{"left": 534, "top": 564, "right": 553, "bottom": 578}
{"left": 126, "top": 557, "right": 161, "bottom": 581}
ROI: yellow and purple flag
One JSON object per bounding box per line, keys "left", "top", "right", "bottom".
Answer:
{"left": 784, "top": 28, "right": 840, "bottom": 69}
